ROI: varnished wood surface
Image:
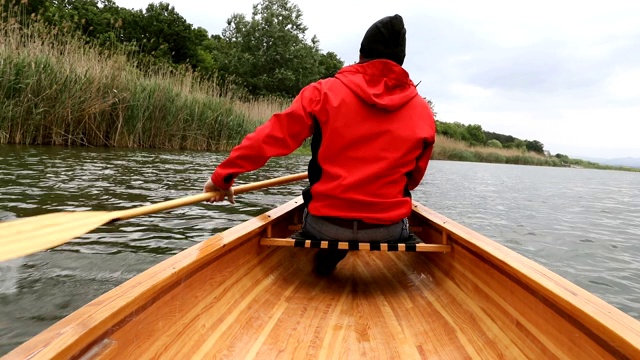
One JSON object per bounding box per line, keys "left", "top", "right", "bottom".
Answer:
{"left": 4, "top": 197, "right": 640, "bottom": 359}
{"left": 410, "top": 202, "right": 640, "bottom": 359}
{"left": 0, "top": 211, "right": 115, "bottom": 262}
{"left": 260, "top": 238, "right": 452, "bottom": 252}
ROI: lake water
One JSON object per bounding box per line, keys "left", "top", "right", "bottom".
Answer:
{"left": 1, "top": 145, "right": 639, "bottom": 355}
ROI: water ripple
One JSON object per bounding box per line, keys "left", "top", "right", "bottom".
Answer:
{"left": 1, "top": 147, "right": 639, "bottom": 355}
{"left": 414, "top": 161, "right": 640, "bottom": 320}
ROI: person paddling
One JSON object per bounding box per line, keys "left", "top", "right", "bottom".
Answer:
{"left": 205, "top": 14, "right": 436, "bottom": 275}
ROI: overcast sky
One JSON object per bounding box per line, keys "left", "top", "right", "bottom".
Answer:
{"left": 115, "top": 0, "right": 640, "bottom": 159}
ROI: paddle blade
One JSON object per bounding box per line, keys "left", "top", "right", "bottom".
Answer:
{"left": 0, "top": 172, "right": 309, "bottom": 262}
{"left": 0, "top": 211, "right": 113, "bottom": 262}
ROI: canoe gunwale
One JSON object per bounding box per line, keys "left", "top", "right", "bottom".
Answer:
{"left": 412, "top": 201, "right": 640, "bottom": 357}
{"left": 4, "top": 197, "right": 305, "bottom": 360}
{"left": 5, "top": 197, "right": 640, "bottom": 359}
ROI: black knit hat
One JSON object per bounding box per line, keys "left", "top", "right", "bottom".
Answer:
{"left": 359, "top": 15, "right": 407, "bottom": 66}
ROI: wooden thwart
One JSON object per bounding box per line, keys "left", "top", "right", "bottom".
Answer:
{"left": 6, "top": 197, "right": 640, "bottom": 360}
{"left": 287, "top": 225, "right": 424, "bottom": 232}
{"left": 260, "top": 238, "right": 451, "bottom": 252}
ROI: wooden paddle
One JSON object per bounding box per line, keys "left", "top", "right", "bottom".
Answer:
{"left": 0, "top": 172, "right": 308, "bottom": 262}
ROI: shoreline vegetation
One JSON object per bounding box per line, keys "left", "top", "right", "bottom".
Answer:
{"left": 1, "top": 6, "right": 637, "bottom": 173}
{"left": 1, "top": 10, "right": 282, "bottom": 151}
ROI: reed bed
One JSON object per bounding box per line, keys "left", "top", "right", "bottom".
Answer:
{"left": 433, "top": 136, "right": 564, "bottom": 167}
{"left": 0, "top": 15, "right": 283, "bottom": 151}
{"left": 0, "top": 12, "right": 596, "bottom": 169}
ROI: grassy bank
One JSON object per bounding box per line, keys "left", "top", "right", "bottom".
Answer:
{"left": 432, "top": 136, "right": 640, "bottom": 172}
{"left": 432, "top": 136, "right": 563, "bottom": 166}
{"left": 0, "top": 15, "right": 286, "bottom": 151}
{"left": 2, "top": 15, "right": 637, "bottom": 172}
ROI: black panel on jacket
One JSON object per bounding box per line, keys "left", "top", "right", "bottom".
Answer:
{"left": 303, "top": 117, "right": 323, "bottom": 207}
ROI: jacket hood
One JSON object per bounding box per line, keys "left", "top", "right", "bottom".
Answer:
{"left": 335, "top": 59, "right": 418, "bottom": 111}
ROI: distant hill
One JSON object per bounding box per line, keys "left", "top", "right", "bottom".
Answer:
{"left": 578, "top": 157, "right": 640, "bottom": 168}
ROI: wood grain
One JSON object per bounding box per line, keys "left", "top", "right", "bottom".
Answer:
{"left": 260, "top": 238, "right": 451, "bottom": 252}
{"left": 4, "top": 196, "right": 640, "bottom": 360}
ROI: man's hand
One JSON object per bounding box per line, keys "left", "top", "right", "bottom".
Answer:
{"left": 203, "top": 179, "right": 235, "bottom": 204}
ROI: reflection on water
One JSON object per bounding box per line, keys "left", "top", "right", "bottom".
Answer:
{"left": 0, "top": 259, "right": 21, "bottom": 295}
{"left": 0, "top": 146, "right": 639, "bottom": 354}
{"left": 414, "top": 161, "right": 640, "bottom": 320}
{"left": 0, "top": 146, "right": 308, "bottom": 354}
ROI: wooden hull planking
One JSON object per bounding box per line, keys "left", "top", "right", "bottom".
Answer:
{"left": 4, "top": 197, "right": 640, "bottom": 359}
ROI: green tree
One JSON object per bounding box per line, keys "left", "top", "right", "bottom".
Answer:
{"left": 525, "top": 140, "right": 545, "bottom": 154}
{"left": 465, "top": 124, "right": 486, "bottom": 145}
{"left": 50, "top": 0, "right": 128, "bottom": 43}
{"left": 197, "top": 34, "right": 230, "bottom": 76}
{"left": 487, "top": 139, "right": 502, "bottom": 148}
{"left": 435, "top": 121, "right": 485, "bottom": 145}
{"left": 136, "top": 2, "right": 202, "bottom": 65}
{"left": 215, "top": 0, "right": 343, "bottom": 97}
{"left": 426, "top": 99, "right": 437, "bottom": 118}
{"left": 190, "top": 27, "right": 217, "bottom": 73}
{"left": 4, "top": 0, "right": 105, "bottom": 34}
{"left": 513, "top": 139, "right": 527, "bottom": 151}
{"left": 4, "top": 0, "right": 342, "bottom": 95}
{"left": 318, "top": 51, "right": 343, "bottom": 79}
{"left": 484, "top": 130, "right": 518, "bottom": 145}
{"left": 3, "top": 0, "right": 52, "bottom": 19}
{"left": 436, "top": 121, "right": 464, "bottom": 140}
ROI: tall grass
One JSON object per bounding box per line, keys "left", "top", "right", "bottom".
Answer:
{"left": 2, "top": 11, "right": 635, "bottom": 172}
{"left": 433, "top": 136, "right": 565, "bottom": 167}
{"left": 0, "top": 12, "right": 285, "bottom": 150}
{"left": 431, "top": 119, "right": 639, "bottom": 171}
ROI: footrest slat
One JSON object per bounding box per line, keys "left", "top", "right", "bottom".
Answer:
{"left": 260, "top": 238, "right": 450, "bottom": 252}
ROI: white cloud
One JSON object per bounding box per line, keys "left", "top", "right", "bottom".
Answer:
{"left": 606, "top": 69, "right": 640, "bottom": 100}
{"left": 448, "top": 83, "right": 494, "bottom": 100}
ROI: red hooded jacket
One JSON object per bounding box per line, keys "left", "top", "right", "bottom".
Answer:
{"left": 211, "top": 59, "right": 436, "bottom": 224}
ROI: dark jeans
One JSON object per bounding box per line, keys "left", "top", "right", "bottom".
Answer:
{"left": 302, "top": 210, "right": 410, "bottom": 274}
{"left": 302, "top": 211, "right": 409, "bottom": 243}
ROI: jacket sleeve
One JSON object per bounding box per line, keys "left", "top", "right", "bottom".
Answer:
{"left": 211, "top": 83, "right": 321, "bottom": 189}
{"left": 407, "top": 140, "right": 434, "bottom": 191}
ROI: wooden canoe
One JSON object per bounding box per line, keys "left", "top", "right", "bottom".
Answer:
{"left": 4, "top": 197, "right": 640, "bottom": 359}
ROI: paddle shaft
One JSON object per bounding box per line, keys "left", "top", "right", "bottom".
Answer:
{"left": 111, "top": 172, "right": 308, "bottom": 221}
{"left": 0, "top": 172, "right": 308, "bottom": 262}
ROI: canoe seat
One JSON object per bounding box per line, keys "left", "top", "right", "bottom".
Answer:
{"left": 260, "top": 238, "right": 451, "bottom": 252}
